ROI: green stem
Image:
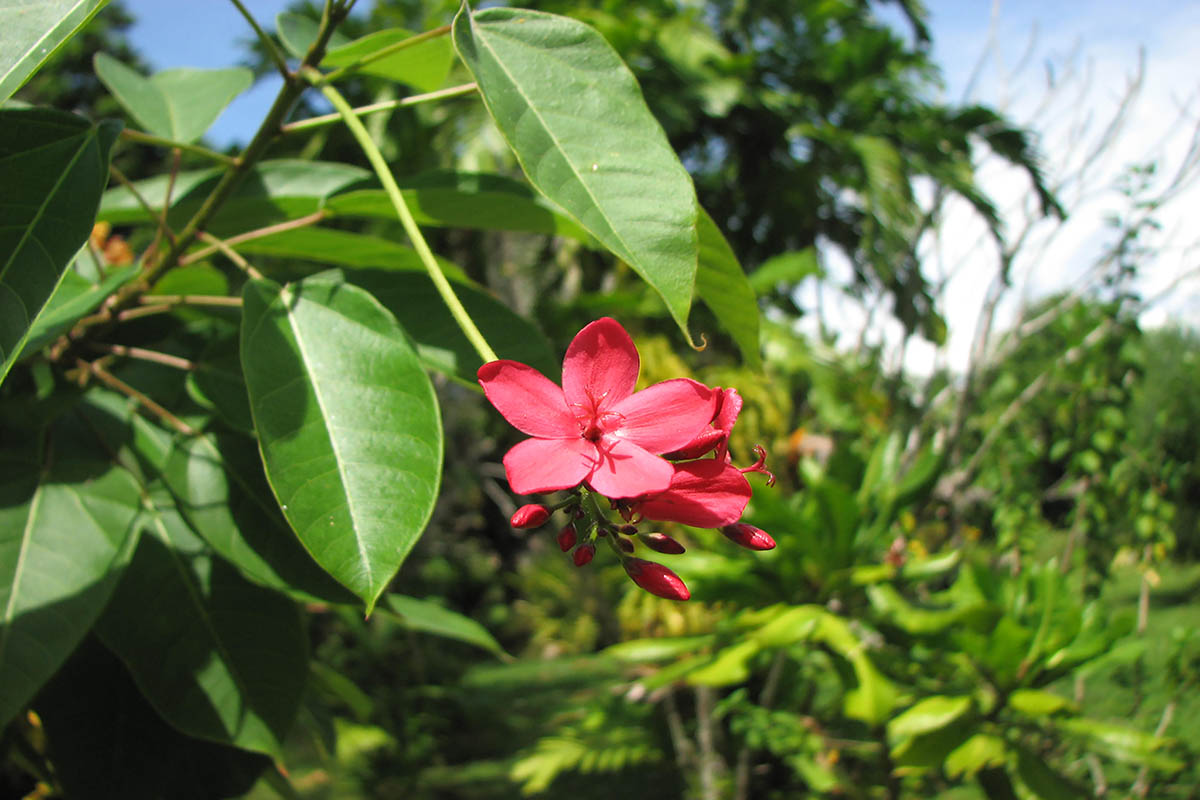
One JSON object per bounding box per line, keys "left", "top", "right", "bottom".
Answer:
{"left": 120, "top": 129, "right": 237, "bottom": 165}
{"left": 311, "top": 72, "right": 498, "bottom": 364}
{"left": 229, "top": 0, "right": 290, "bottom": 79}
{"left": 320, "top": 24, "right": 452, "bottom": 85}
{"left": 280, "top": 83, "right": 478, "bottom": 134}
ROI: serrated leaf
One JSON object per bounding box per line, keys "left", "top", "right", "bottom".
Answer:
{"left": 0, "top": 108, "right": 120, "bottom": 385}
{"left": 34, "top": 637, "right": 270, "bottom": 799}
{"left": 0, "top": 0, "right": 109, "bottom": 103}
{"left": 240, "top": 273, "right": 442, "bottom": 612}
{"left": 696, "top": 208, "right": 761, "bottom": 369}
{"left": 386, "top": 594, "right": 507, "bottom": 657}
{"left": 95, "top": 504, "right": 308, "bottom": 758}
{"left": 453, "top": 6, "right": 699, "bottom": 338}
{"left": 323, "top": 27, "right": 454, "bottom": 92}
{"left": 0, "top": 453, "right": 140, "bottom": 726}
{"left": 94, "top": 53, "right": 252, "bottom": 144}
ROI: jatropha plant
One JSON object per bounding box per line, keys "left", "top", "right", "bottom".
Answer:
{"left": 482, "top": 318, "right": 775, "bottom": 600}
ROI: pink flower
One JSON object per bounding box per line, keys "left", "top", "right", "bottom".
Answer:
{"left": 478, "top": 318, "right": 716, "bottom": 498}
{"left": 630, "top": 458, "right": 752, "bottom": 528}
{"left": 665, "top": 388, "right": 743, "bottom": 460}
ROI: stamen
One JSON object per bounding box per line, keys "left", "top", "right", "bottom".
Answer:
{"left": 739, "top": 444, "right": 776, "bottom": 486}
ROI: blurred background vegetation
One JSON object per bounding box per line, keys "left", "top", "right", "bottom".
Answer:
{"left": 10, "top": 0, "right": 1199, "bottom": 797}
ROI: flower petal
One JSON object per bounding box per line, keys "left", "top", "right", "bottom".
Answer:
{"left": 503, "top": 437, "right": 594, "bottom": 494}
{"left": 478, "top": 360, "right": 578, "bottom": 438}
{"left": 635, "top": 459, "right": 751, "bottom": 528}
{"left": 562, "top": 318, "right": 639, "bottom": 416}
{"left": 586, "top": 436, "right": 674, "bottom": 498}
{"left": 608, "top": 379, "right": 716, "bottom": 453}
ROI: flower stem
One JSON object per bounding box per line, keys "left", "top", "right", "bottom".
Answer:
{"left": 310, "top": 71, "right": 498, "bottom": 364}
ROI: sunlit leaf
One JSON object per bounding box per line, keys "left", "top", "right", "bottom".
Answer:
{"left": 94, "top": 54, "right": 252, "bottom": 144}
{"left": 241, "top": 273, "right": 442, "bottom": 612}
{"left": 453, "top": 6, "right": 699, "bottom": 338}
{"left": 888, "top": 695, "right": 973, "bottom": 741}
{"left": 0, "top": 108, "right": 120, "bottom": 385}
{"left": 323, "top": 28, "right": 454, "bottom": 91}
{"left": 0, "top": 0, "right": 109, "bottom": 103}
{"left": 696, "top": 207, "right": 761, "bottom": 369}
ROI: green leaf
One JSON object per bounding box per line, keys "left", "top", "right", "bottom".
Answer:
{"left": 93, "top": 53, "right": 252, "bottom": 144}
{"left": 891, "top": 718, "right": 979, "bottom": 770}
{"left": 34, "top": 637, "right": 271, "bottom": 800}
{"left": 386, "top": 594, "right": 507, "bottom": 657}
{"left": 160, "top": 434, "right": 358, "bottom": 604}
{"left": 603, "top": 635, "right": 716, "bottom": 664}
{"left": 0, "top": 454, "right": 140, "bottom": 727}
{"left": 240, "top": 273, "right": 443, "bottom": 613}
{"left": 0, "top": 108, "right": 121, "bottom": 386}
{"left": 350, "top": 270, "right": 558, "bottom": 383}
{"left": 1057, "top": 718, "right": 1185, "bottom": 771}
{"left": 323, "top": 28, "right": 454, "bottom": 92}
{"left": 1014, "top": 746, "right": 1090, "bottom": 799}
{"left": 695, "top": 208, "right": 761, "bottom": 370}
{"left": 0, "top": 0, "right": 109, "bottom": 103}
{"left": 888, "top": 696, "right": 974, "bottom": 741}
{"left": 20, "top": 262, "right": 139, "bottom": 359}
{"left": 95, "top": 505, "right": 308, "bottom": 758}
{"left": 99, "top": 159, "right": 370, "bottom": 232}
{"left": 276, "top": 12, "right": 351, "bottom": 59}
{"left": 1007, "top": 689, "right": 1072, "bottom": 717}
{"left": 453, "top": 6, "right": 700, "bottom": 338}
{"left": 944, "top": 733, "right": 1008, "bottom": 779}
{"left": 231, "top": 226, "right": 467, "bottom": 281}
{"left": 748, "top": 249, "right": 822, "bottom": 293}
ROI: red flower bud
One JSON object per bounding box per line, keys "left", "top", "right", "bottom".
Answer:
{"left": 618, "top": 524, "right": 639, "bottom": 535}
{"left": 639, "top": 532, "right": 685, "bottom": 554}
{"left": 615, "top": 536, "right": 635, "bottom": 553}
{"left": 557, "top": 525, "right": 577, "bottom": 551}
{"left": 511, "top": 504, "right": 550, "bottom": 529}
{"left": 623, "top": 558, "right": 690, "bottom": 601}
{"left": 721, "top": 523, "right": 776, "bottom": 551}
{"left": 573, "top": 542, "right": 595, "bottom": 566}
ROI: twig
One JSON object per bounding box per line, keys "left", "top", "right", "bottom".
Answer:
{"left": 119, "top": 128, "right": 238, "bottom": 165}
{"left": 76, "top": 358, "right": 198, "bottom": 436}
{"left": 109, "top": 164, "right": 178, "bottom": 245}
{"left": 279, "top": 83, "right": 478, "bottom": 134}
{"left": 197, "top": 232, "right": 266, "bottom": 280}
{"left": 115, "top": 295, "right": 242, "bottom": 322}
{"left": 230, "top": 0, "right": 290, "bottom": 79}
{"left": 88, "top": 343, "right": 195, "bottom": 371}
{"left": 1132, "top": 700, "right": 1176, "bottom": 797}
{"left": 180, "top": 210, "right": 328, "bottom": 265}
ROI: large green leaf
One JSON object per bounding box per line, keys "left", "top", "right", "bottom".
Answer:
{"left": 323, "top": 28, "right": 454, "bottom": 92}
{"left": 231, "top": 226, "right": 467, "bottom": 281}
{"left": 98, "top": 159, "right": 370, "bottom": 232}
{"left": 695, "top": 207, "right": 761, "bottom": 369}
{"left": 0, "top": 0, "right": 109, "bottom": 103}
{"left": 240, "top": 273, "right": 443, "bottom": 612}
{"left": 20, "top": 262, "right": 139, "bottom": 359}
{"left": 350, "top": 269, "right": 558, "bottom": 383}
{"left": 95, "top": 502, "right": 308, "bottom": 758}
{"left": 160, "top": 434, "right": 358, "bottom": 605}
{"left": 0, "top": 453, "right": 140, "bottom": 727}
{"left": 453, "top": 6, "right": 699, "bottom": 337}
{"left": 34, "top": 637, "right": 271, "bottom": 800}
{"left": 386, "top": 594, "right": 507, "bottom": 657}
{"left": 93, "top": 53, "right": 252, "bottom": 144}
{"left": 0, "top": 108, "right": 120, "bottom": 385}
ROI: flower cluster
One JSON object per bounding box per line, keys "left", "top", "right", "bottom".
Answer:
{"left": 479, "top": 318, "right": 775, "bottom": 600}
